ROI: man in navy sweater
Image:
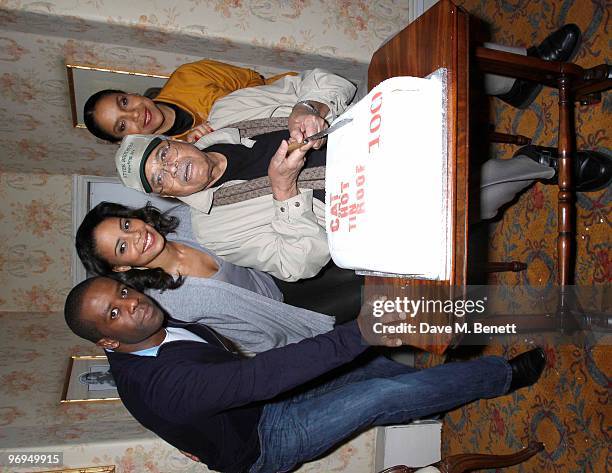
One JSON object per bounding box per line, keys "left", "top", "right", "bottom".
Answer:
{"left": 64, "top": 276, "right": 546, "bottom": 473}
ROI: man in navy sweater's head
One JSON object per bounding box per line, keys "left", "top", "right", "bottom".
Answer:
{"left": 65, "top": 276, "right": 546, "bottom": 473}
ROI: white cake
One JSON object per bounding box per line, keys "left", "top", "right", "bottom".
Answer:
{"left": 325, "top": 71, "right": 450, "bottom": 280}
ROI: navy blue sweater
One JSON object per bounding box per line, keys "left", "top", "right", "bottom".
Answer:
{"left": 106, "top": 319, "right": 368, "bottom": 473}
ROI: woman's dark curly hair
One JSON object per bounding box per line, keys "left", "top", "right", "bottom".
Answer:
{"left": 83, "top": 89, "right": 127, "bottom": 143}
{"left": 76, "top": 201, "right": 184, "bottom": 292}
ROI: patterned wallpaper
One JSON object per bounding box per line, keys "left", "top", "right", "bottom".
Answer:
{"left": 1, "top": 0, "right": 408, "bottom": 65}
{"left": 0, "top": 310, "right": 134, "bottom": 443}
{"left": 0, "top": 172, "right": 73, "bottom": 312}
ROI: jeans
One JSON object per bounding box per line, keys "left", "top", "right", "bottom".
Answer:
{"left": 249, "top": 354, "right": 512, "bottom": 473}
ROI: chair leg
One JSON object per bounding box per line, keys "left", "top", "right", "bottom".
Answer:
{"left": 556, "top": 74, "right": 574, "bottom": 286}
{"left": 489, "top": 131, "right": 532, "bottom": 145}
{"left": 438, "top": 441, "right": 544, "bottom": 473}
{"left": 486, "top": 261, "right": 527, "bottom": 272}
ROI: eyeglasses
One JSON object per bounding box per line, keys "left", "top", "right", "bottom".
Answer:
{"left": 149, "top": 141, "right": 176, "bottom": 194}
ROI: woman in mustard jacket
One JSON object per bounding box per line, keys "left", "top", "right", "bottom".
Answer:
{"left": 83, "top": 59, "right": 292, "bottom": 143}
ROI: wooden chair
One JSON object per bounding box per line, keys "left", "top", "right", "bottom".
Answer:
{"left": 485, "top": 261, "right": 527, "bottom": 273}
{"left": 474, "top": 48, "right": 611, "bottom": 287}
{"left": 489, "top": 131, "right": 532, "bottom": 146}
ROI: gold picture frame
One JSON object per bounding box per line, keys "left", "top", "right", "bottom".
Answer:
{"left": 66, "top": 64, "right": 169, "bottom": 128}
{"left": 29, "top": 466, "right": 115, "bottom": 473}
{"left": 61, "top": 355, "right": 120, "bottom": 403}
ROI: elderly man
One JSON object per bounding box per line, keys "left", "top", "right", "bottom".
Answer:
{"left": 116, "top": 129, "right": 331, "bottom": 282}
{"left": 64, "top": 276, "right": 546, "bottom": 473}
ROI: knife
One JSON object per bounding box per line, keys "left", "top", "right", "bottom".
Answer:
{"left": 286, "top": 118, "right": 353, "bottom": 152}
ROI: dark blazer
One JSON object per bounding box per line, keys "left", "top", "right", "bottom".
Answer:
{"left": 106, "top": 318, "right": 367, "bottom": 473}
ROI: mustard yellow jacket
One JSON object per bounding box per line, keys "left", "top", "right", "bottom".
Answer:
{"left": 154, "top": 59, "right": 292, "bottom": 140}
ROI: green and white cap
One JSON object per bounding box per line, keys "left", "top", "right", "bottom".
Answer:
{"left": 115, "top": 134, "right": 167, "bottom": 194}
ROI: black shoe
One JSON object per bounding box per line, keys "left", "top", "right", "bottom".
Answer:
{"left": 515, "top": 144, "right": 612, "bottom": 192}
{"left": 508, "top": 347, "right": 546, "bottom": 393}
{"left": 527, "top": 24, "right": 581, "bottom": 62}
{"left": 498, "top": 24, "right": 581, "bottom": 109}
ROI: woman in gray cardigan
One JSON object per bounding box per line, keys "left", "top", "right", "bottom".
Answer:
{"left": 75, "top": 202, "right": 333, "bottom": 355}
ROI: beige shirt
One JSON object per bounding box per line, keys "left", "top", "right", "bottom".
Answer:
{"left": 188, "top": 191, "right": 329, "bottom": 282}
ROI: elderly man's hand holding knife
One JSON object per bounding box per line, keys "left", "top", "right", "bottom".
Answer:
{"left": 268, "top": 117, "right": 352, "bottom": 201}
{"left": 286, "top": 118, "right": 352, "bottom": 152}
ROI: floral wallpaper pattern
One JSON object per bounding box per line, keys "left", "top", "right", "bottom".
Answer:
{"left": 1, "top": 0, "right": 408, "bottom": 64}
{"left": 0, "top": 309, "right": 137, "bottom": 443}
{"left": 0, "top": 173, "right": 73, "bottom": 312}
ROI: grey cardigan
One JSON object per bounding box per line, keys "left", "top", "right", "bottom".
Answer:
{"left": 146, "top": 205, "right": 335, "bottom": 354}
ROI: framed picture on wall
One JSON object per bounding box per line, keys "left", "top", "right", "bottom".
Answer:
{"left": 61, "top": 355, "right": 120, "bottom": 403}
{"left": 66, "top": 64, "right": 169, "bottom": 128}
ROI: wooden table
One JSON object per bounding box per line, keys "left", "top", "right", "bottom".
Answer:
{"left": 366, "top": 0, "right": 470, "bottom": 354}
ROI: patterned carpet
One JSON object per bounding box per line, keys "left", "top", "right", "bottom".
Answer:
{"left": 416, "top": 1, "right": 610, "bottom": 471}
